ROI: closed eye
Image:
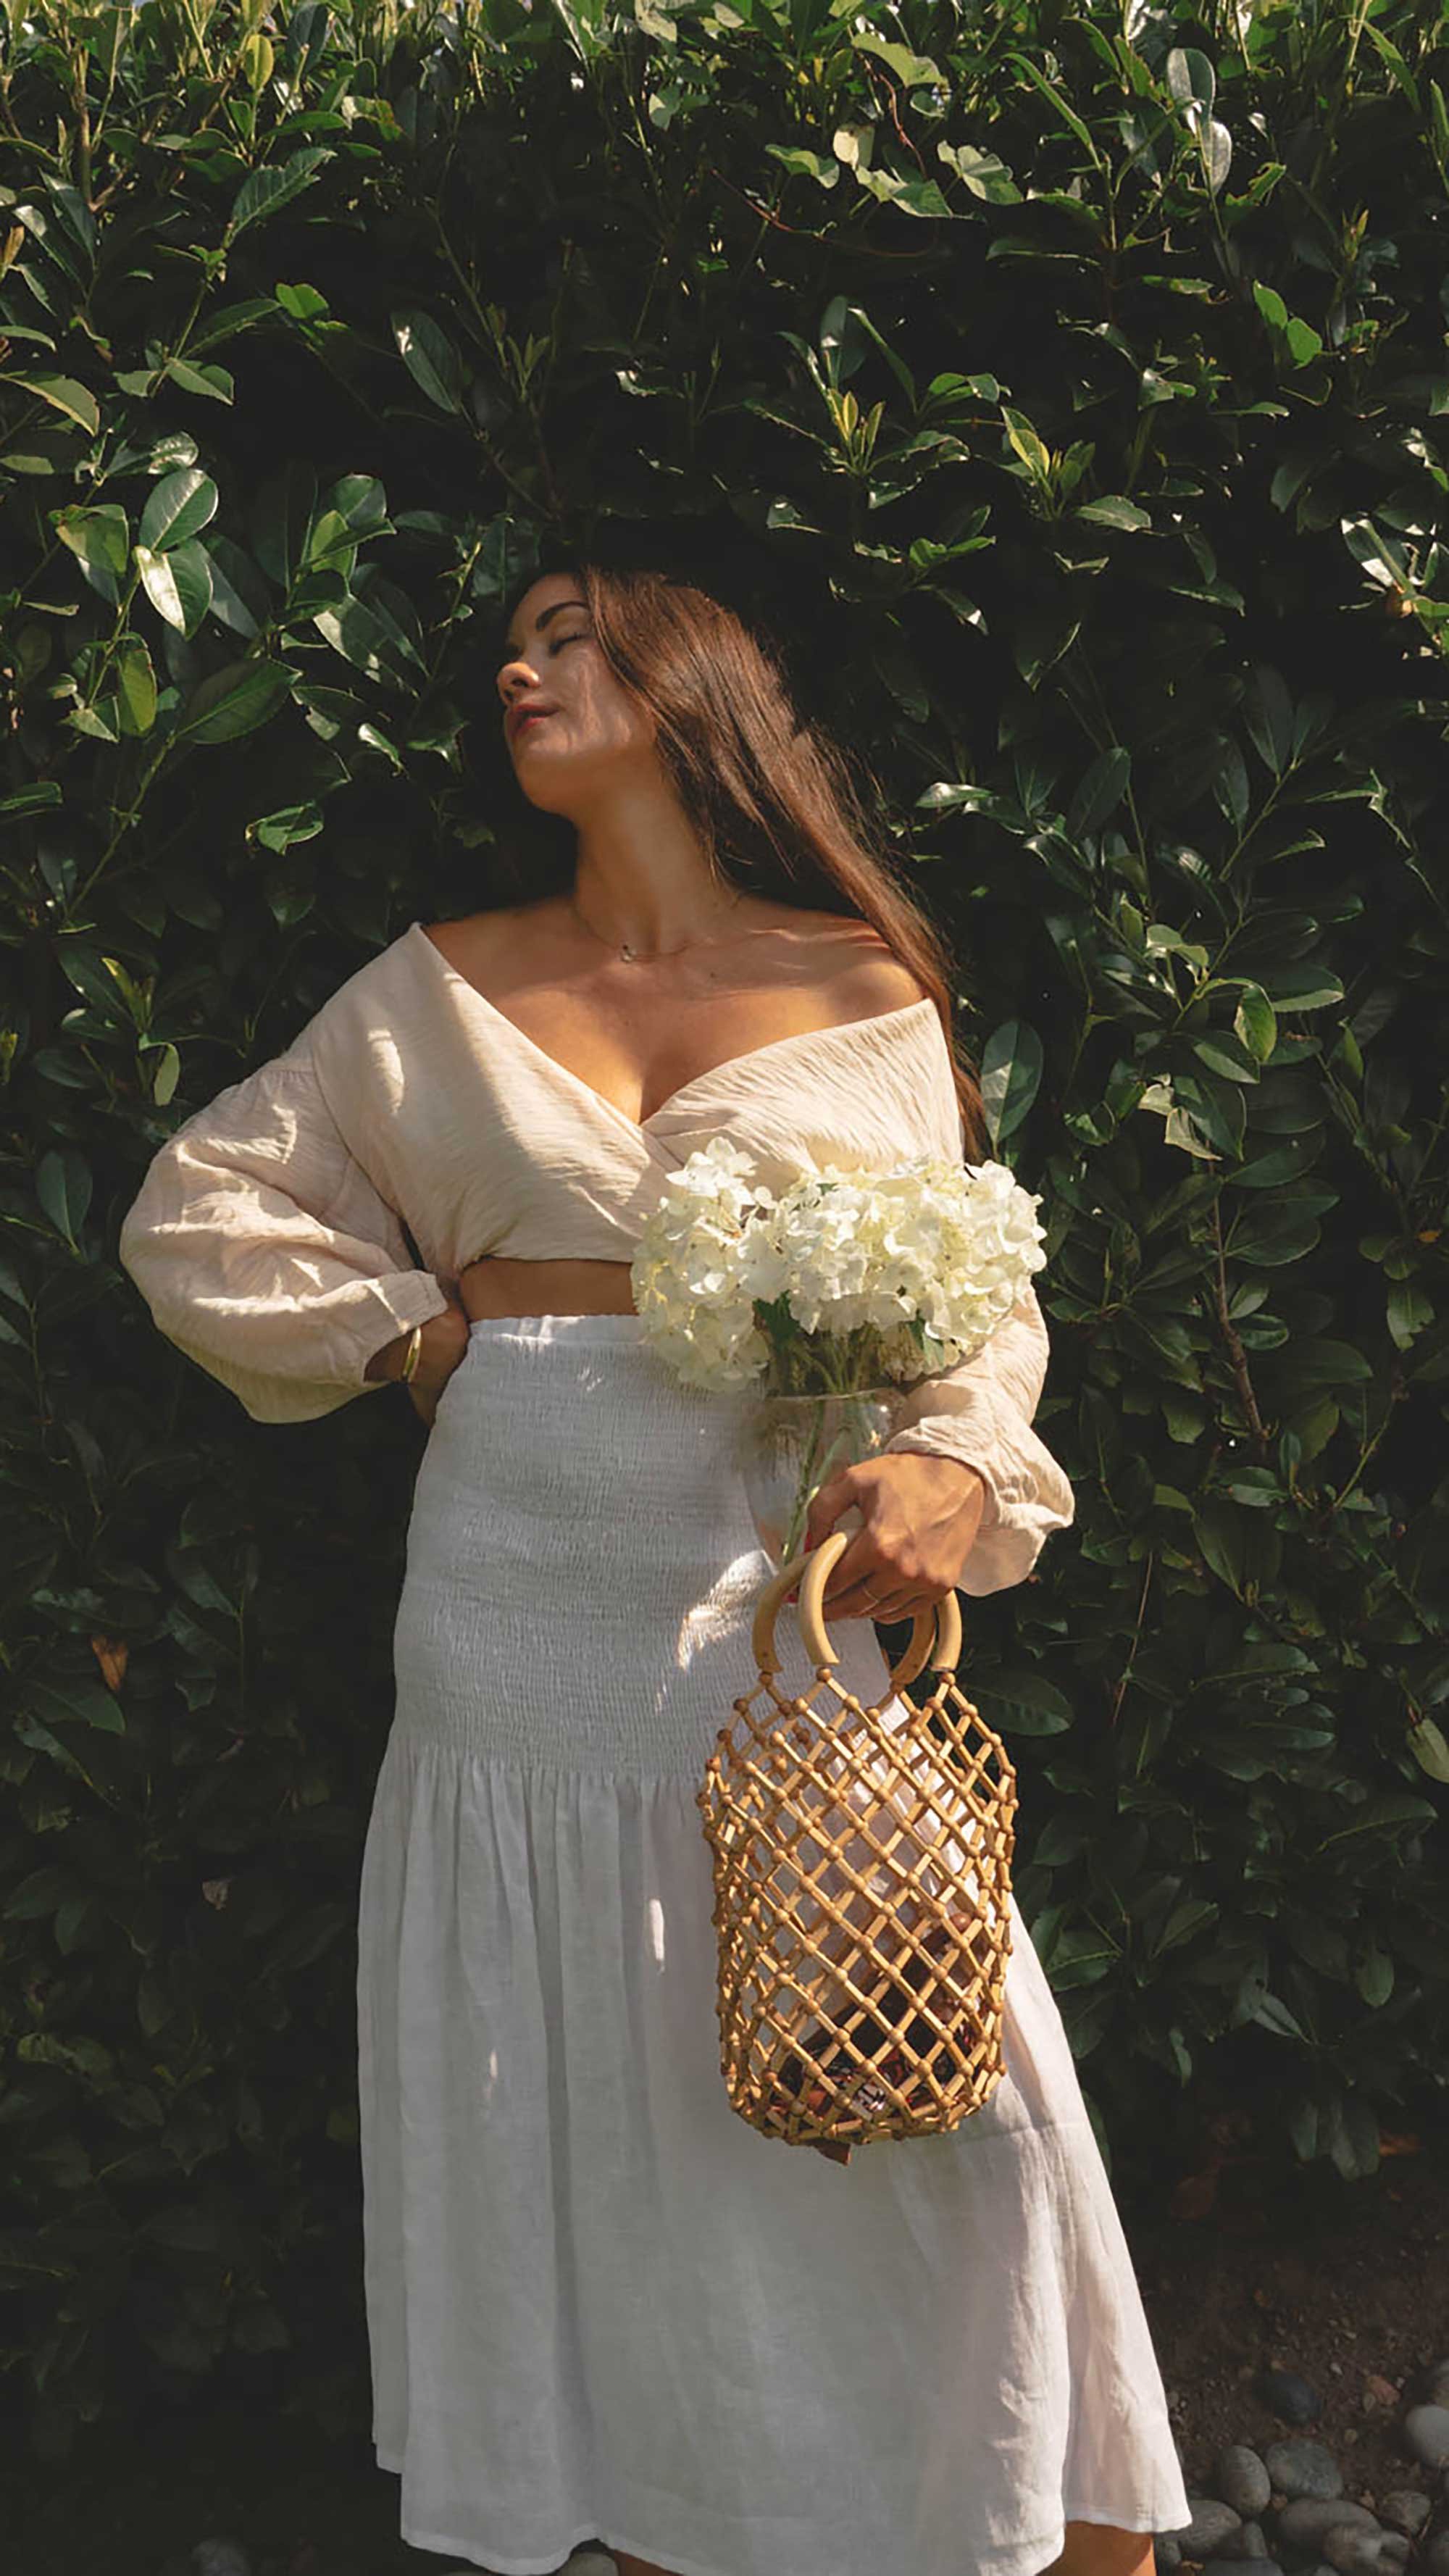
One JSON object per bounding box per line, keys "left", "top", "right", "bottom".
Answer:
{"left": 498, "top": 629, "right": 588, "bottom": 685}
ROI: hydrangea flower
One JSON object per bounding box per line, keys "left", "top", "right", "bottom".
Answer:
{"left": 630, "top": 1140, "right": 1048, "bottom": 1398}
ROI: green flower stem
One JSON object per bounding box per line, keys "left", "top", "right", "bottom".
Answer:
{"left": 778, "top": 1388, "right": 894, "bottom": 1568}
{"left": 781, "top": 1396, "right": 832, "bottom": 1567}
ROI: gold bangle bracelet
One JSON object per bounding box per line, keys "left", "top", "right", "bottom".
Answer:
{"left": 398, "top": 1323, "right": 424, "bottom": 1384}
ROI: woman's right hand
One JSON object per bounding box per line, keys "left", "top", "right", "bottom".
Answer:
{"left": 364, "top": 1301, "right": 471, "bottom": 1429}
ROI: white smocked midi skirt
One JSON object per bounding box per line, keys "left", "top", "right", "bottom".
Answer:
{"left": 358, "top": 1314, "right": 1191, "bottom": 2576}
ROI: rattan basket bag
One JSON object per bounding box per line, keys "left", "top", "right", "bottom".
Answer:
{"left": 698, "top": 1522, "right": 1018, "bottom": 2166}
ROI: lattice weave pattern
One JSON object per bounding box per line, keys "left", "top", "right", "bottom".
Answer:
{"left": 698, "top": 1637, "right": 1016, "bottom": 2160}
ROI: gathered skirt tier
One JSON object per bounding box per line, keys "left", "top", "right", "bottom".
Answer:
{"left": 357, "top": 1314, "right": 1190, "bottom": 2576}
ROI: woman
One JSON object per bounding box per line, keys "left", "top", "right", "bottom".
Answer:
{"left": 119, "top": 559, "right": 1190, "bottom": 2576}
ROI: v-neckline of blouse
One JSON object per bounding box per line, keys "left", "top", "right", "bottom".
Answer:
{"left": 406, "top": 920, "right": 938, "bottom": 1138}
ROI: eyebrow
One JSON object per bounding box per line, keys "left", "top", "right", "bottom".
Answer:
{"left": 501, "top": 597, "right": 588, "bottom": 659}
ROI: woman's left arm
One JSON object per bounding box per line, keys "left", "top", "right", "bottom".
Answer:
{"left": 802, "top": 1283, "right": 1075, "bottom": 1617}
{"left": 880, "top": 1283, "right": 1075, "bottom": 1593}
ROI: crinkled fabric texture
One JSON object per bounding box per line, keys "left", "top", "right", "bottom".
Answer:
{"left": 114, "top": 920, "right": 1076, "bottom": 1587}
{"left": 360, "top": 1317, "right": 1189, "bottom": 2576}
{"left": 117, "top": 921, "right": 970, "bottom": 1423}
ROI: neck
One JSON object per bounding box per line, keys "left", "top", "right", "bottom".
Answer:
{"left": 570, "top": 780, "right": 734, "bottom": 953}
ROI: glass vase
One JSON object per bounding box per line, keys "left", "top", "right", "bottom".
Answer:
{"left": 738, "top": 1387, "right": 899, "bottom": 1571}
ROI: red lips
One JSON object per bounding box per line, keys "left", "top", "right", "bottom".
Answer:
{"left": 507, "top": 703, "right": 554, "bottom": 742}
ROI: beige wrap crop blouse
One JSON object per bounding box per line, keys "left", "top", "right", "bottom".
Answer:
{"left": 118, "top": 920, "right": 1075, "bottom": 1596}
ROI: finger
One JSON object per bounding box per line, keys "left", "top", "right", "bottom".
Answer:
{"left": 803, "top": 1476, "right": 864, "bottom": 1552}
{"left": 859, "top": 1576, "right": 916, "bottom": 1617}
{"left": 881, "top": 1594, "right": 953, "bottom": 1646}
{"left": 817, "top": 1525, "right": 878, "bottom": 1601}
{"left": 838, "top": 1579, "right": 935, "bottom": 1625}
{"left": 877, "top": 1597, "right": 942, "bottom": 1633}
{"left": 818, "top": 1570, "right": 898, "bottom": 1622}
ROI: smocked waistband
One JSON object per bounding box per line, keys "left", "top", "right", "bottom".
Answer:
{"left": 467, "top": 1312, "right": 649, "bottom": 1349}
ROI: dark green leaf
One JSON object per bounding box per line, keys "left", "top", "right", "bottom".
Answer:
{"left": 36, "top": 1148, "right": 91, "bottom": 1246}
{"left": 1166, "top": 46, "right": 1215, "bottom": 110}
{"left": 1067, "top": 746, "right": 1131, "bottom": 838}
{"left": 313, "top": 593, "right": 422, "bottom": 688}
{"left": 52, "top": 502, "right": 129, "bottom": 577}
{"left": 139, "top": 469, "right": 219, "bottom": 554}
{"left": 391, "top": 309, "right": 464, "bottom": 413}
{"left": 1251, "top": 1991, "right": 1308, "bottom": 2043}
{"left": 1314, "top": 1794, "right": 1437, "bottom": 1852}
{"left": 1258, "top": 966, "right": 1345, "bottom": 1012}
{"left": 226, "top": 149, "right": 334, "bottom": 238}
{"left": 1244, "top": 667, "right": 1295, "bottom": 775}
{"left": 164, "top": 356, "right": 234, "bottom": 403}
{"left": 1408, "top": 1717, "right": 1449, "bottom": 1784}
{"left": 115, "top": 635, "right": 158, "bottom": 738}
{"left": 5, "top": 1866, "right": 78, "bottom": 1921}
{"left": 2, "top": 372, "right": 99, "bottom": 432}
{"left": 939, "top": 141, "right": 1022, "bottom": 203}
{"left": 1074, "top": 495, "right": 1151, "bottom": 531}
{"left": 135, "top": 538, "right": 213, "bottom": 635}
{"left": 976, "top": 1669, "right": 1074, "bottom": 1734}
{"left": 177, "top": 660, "right": 296, "bottom": 745}
{"left": 0, "top": 781, "right": 62, "bottom": 817}
{"left": 979, "top": 1019, "right": 1043, "bottom": 1149}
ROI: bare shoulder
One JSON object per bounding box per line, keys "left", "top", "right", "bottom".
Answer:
{"left": 419, "top": 901, "right": 563, "bottom": 978}
{"left": 417, "top": 907, "right": 515, "bottom": 961}
{"left": 771, "top": 906, "right": 934, "bottom": 1012}
{"left": 417, "top": 913, "right": 485, "bottom": 967}
{"left": 838, "top": 947, "right": 935, "bottom": 1014}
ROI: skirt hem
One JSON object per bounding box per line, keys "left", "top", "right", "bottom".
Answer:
{"left": 377, "top": 2453, "right": 1179, "bottom": 2576}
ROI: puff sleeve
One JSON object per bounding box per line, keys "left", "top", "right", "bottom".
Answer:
{"left": 882, "top": 1282, "right": 1075, "bottom": 1595}
{"left": 117, "top": 1041, "right": 453, "bottom": 1424}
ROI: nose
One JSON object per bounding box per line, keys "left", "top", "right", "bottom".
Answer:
{"left": 498, "top": 653, "right": 541, "bottom": 705}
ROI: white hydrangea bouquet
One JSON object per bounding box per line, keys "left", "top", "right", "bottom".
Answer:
{"left": 629, "top": 1141, "right": 1048, "bottom": 1568}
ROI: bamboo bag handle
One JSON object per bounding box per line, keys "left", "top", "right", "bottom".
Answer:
{"left": 751, "top": 1514, "right": 964, "bottom": 1690}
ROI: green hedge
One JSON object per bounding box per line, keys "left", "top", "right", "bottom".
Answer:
{"left": 2, "top": 0, "right": 1447, "bottom": 2462}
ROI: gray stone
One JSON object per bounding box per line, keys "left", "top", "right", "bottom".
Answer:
{"left": 1379, "top": 2493, "right": 1431, "bottom": 2539}
{"left": 1321, "top": 2527, "right": 1387, "bottom": 2576}
{"left": 1214, "top": 2523, "right": 1271, "bottom": 2562}
{"left": 1154, "top": 2540, "right": 1183, "bottom": 2576}
{"left": 1427, "top": 2358, "right": 1449, "bottom": 2409}
{"left": 1169, "top": 2501, "right": 1245, "bottom": 2559}
{"left": 1274, "top": 2499, "right": 1381, "bottom": 2559}
{"left": 1403, "top": 2404, "right": 1449, "bottom": 2471}
{"left": 563, "top": 2558, "right": 617, "bottom": 2575}
{"left": 1377, "top": 2540, "right": 1410, "bottom": 2572}
{"left": 1427, "top": 2535, "right": 1449, "bottom": 2576}
{"left": 1202, "top": 2562, "right": 1281, "bottom": 2576}
{"left": 1256, "top": 2369, "right": 1323, "bottom": 2425}
{"left": 1266, "top": 2443, "right": 1346, "bottom": 2504}
{"left": 1218, "top": 2450, "right": 1275, "bottom": 2519}
{"left": 191, "top": 2549, "right": 251, "bottom": 2576}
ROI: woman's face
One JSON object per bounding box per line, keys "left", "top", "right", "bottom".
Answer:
{"left": 496, "top": 573, "right": 657, "bottom": 818}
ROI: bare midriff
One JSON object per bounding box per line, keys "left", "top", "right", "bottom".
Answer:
{"left": 458, "top": 1254, "right": 638, "bottom": 1321}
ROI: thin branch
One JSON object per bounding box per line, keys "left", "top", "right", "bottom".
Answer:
{"left": 1108, "top": 1548, "right": 1154, "bottom": 1733}
{"left": 1211, "top": 1193, "right": 1270, "bottom": 1456}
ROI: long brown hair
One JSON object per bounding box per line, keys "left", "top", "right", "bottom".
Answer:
{"left": 487, "top": 557, "right": 985, "bottom": 1159}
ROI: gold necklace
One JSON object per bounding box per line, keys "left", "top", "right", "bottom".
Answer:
{"left": 569, "top": 885, "right": 744, "bottom": 964}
